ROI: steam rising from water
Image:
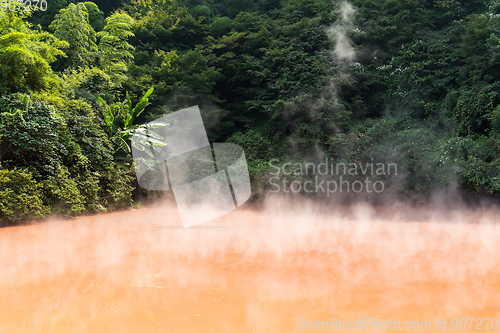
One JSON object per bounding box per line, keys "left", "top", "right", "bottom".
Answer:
{"left": 0, "top": 198, "right": 499, "bottom": 332}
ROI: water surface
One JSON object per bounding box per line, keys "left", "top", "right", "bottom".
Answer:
{"left": 1, "top": 201, "right": 499, "bottom": 332}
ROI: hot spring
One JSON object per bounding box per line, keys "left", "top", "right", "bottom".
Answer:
{"left": 0, "top": 198, "right": 499, "bottom": 332}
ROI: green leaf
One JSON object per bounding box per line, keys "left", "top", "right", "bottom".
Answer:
{"left": 124, "top": 87, "right": 154, "bottom": 127}
{"left": 142, "top": 87, "right": 154, "bottom": 100}
{"left": 131, "top": 99, "right": 149, "bottom": 118}
{"left": 124, "top": 115, "right": 133, "bottom": 128}
{"left": 115, "top": 161, "right": 130, "bottom": 171}
{"left": 98, "top": 96, "right": 114, "bottom": 135}
{"left": 125, "top": 91, "right": 132, "bottom": 113}
{"left": 113, "top": 136, "right": 130, "bottom": 153}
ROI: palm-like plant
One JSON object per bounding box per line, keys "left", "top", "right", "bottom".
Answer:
{"left": 98, "top": 87, "right": 168, "bottom": 169}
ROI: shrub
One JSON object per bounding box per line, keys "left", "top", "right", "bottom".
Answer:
{"left": 76, "top": 170, "right": 107, "bottom": 213}
{"left": 0, "top": 166, "right": 49, "bottom": 223}
{"left": 0, "top": 93, "right": 69, "bottom": 179}
{"left": 99, "top": 166, "right": 135, "bottom": 210}
{"left": 60, "top": 99, "right": 114, "bottom": 172}
{"left": 42, "top": 165, "right": 86, "bottom": 217}
{"left": 227, "top": 130, "right": 273, "bottom": 161}
{"left": 227, "top": 130, "right": 277, "bottom": 189}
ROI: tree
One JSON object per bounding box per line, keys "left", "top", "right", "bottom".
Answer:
{"left": 192, "top": 5, "right": 211, "bottom": 19}
{"left": 211, "top": 16, "right": 233, "bottom": 36}
{"left": 0, "top": 93, "right": 70, "bottom": 179}
{"left": 50, "top": 3, "right": 98, "bottom": 69}
{"left": 84, "top": 2, "right": 106, "bottom": 31}
{"left": 30, "top": 0, "right": 68, "bottom": 29}
{"left": 126, "top": 0, "right": 204, "bottom": 51}
{"left": 89, "top": 0, "right": 124, "bottom": 15}
{"left": 0, "top": 11, "right": 67, "bottom": 93}
{"left": 97, "top": 12, "right": 135, "bottom": 85}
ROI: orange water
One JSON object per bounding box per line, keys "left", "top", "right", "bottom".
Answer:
{"left": 0, "top": 201, "right": 499, "bottom": 332}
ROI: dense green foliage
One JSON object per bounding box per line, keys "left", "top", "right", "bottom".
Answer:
{"left": 1, "top": 0, "right": 500, "bottom": 224}
{"left": 0, "top": 166, "right": 49, "bottom": 224}
{"left": 49, "top": 3, "right": 98, "bottom": 69}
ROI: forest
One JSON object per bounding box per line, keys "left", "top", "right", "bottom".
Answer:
{"left": 0, "top": 0, "right": 499, "bottom": 224}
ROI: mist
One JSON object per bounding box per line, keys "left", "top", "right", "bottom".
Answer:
{"left": 1, "top": 1, "right": 500, "bottom": 332}
{"left": 329, "top": 1, "right": 357, "bottom": 62}
{"left": 1, "top": 197, "right": 499, "bottom": 332}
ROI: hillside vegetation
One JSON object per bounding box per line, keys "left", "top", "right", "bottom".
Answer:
{"left": 1, "top": 0, "right": 499, "bottom": 223}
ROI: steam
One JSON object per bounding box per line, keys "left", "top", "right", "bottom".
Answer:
{"left": 0, "top": 199, "right": 499, "bottom": 331}
{"left": 1, "top": 2, "right": 499, "bottom": 330}
{"left": 329, "top": 1, "right": 357, "bottom": 62}
{"left": 152, "top": 87, "right": 224, "bottom": 136}
{"left": 278, "top": 1, "right": 360, "bottom": 157}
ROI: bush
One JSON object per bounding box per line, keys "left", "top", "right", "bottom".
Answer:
{"left": 76, "top": 170, "right": 107, "bottom": 213}
{"left": 0, "top": 92, "right": 135, "bottom": 222}
{"left": 458, "top": 136, "right": 500, "bottom": 197}
{"left": 454, "top": 83, "right": 500, "bottom": 136}
{"left": 0, "top": 166, "right": 49, "bottom": 223}
{"left": 0, "top": 93, "right": 69, "bottom": 179}
{"left": 227, "top": 130, "right": 278, "bottom": 189}
{"left": 41, "top": 165, "right": 136, "bottom": 216}
{"left": 0, "top": 93, "right": 114, "bottom": 177}
{"left": 60, "top": 99, "right": 114, "bottom": 172}
{"left": 461, "top": 156, "right": 500, "bottom": 196}
{"left": 99, "top": 166, "right": 135, "bottom": 210}
{"left": 42, "top": 165, "right": 86, "bottom": 217}
{"left": 227, "top": 130, "right": 273, "bottom": 161}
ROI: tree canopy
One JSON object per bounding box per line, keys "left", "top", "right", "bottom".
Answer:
{"left": 1, "top": 0, "right": 500, "bottom": 223}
